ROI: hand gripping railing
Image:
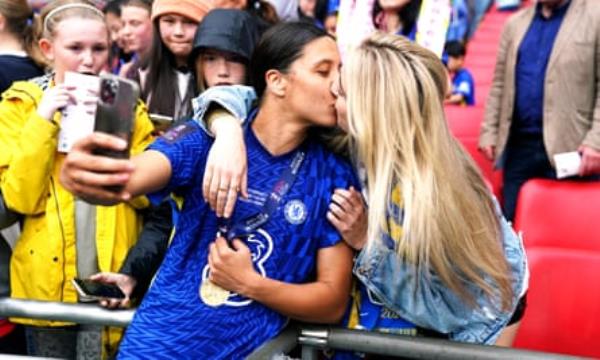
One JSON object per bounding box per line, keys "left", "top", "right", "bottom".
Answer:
{"left": 0, "top": 299, "right": 585, "bottom": 360}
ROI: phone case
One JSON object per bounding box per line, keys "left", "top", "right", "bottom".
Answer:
{"left": 72, "top": 278, "right": 100, "bottom": 302}
{"left": 93, "top": 73, "right": 140, "bottom": 159}
{"left": 71, "top": 278, "right": 126, "bottom": 302}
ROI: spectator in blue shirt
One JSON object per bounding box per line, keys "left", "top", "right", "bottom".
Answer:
{"left": 444, "top": 40, "right": 475, "bottom": 106}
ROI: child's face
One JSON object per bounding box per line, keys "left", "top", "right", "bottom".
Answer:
{"left": 40, "top": 17, "right": 109, "bottom": 83}
{"left": 159, "top": 14, "right": 199, "bottom": 63}
{"left": 447, "top": 56, "right": 463, "bottom": 72}
{"left": 120, "top": 5, "right": 153, "bottom": 54}
{"left": 196, "top": 49, "right": 247, "bottom": 88}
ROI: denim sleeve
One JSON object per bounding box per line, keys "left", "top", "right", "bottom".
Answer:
{"left": 191, "top": 85, "right": 257, "bottom": 136}
{"left": 354, "top": 199, "right": 528, "bottom": 344}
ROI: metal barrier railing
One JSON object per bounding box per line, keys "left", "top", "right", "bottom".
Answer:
{"left": 0, "top": 298, "right": 584, "bottom": 360}
{"left": 295, "top": 327, "right": 582, "bottom": 360}
{"left": 0, "top": 298, "right": 133, "bottom": 327}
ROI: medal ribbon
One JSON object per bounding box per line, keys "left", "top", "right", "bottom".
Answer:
{"left": 218, "top": 148, "right": 306, "bottom": 241}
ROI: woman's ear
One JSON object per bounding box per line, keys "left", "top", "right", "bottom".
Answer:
{"left": 264, "top": 69, "right": 287, "bottom": 97}
{"left": 38, "top": 38, "right": 54, "bottom": 63}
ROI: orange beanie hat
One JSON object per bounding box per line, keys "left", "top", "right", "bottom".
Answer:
{"left": 151, "top": 0, "right": 214, "bottom": 23}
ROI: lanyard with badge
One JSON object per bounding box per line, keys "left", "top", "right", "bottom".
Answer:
{"left": 200, "top": 147, "right": 307, "bottom": 306}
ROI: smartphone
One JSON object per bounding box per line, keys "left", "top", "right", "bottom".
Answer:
{"left": 149, "top": 113, "right": 174, "bottom": 132}
{"left": 93, "top": 73, "right": 139, "bottom": 159}
{"left": 71, "top": 278, "right": 126, "bottom": 302}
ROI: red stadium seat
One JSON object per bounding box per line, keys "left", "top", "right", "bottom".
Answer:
{"left": 513, "top": 249, "right": 600, "bottom": 358}
{"left": 513, "top": 179, "right": 600, "bottom": 357}
{"left": 514, "top": 179, "right": 600, "bottom": 252}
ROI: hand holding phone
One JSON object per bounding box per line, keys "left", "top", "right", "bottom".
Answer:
{"left": 72, "top": 278, "right": 126, "bottom": 303}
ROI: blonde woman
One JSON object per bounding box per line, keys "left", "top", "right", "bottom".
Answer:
{"left": 327, "top": 33, "right": 527, "bottom": 348}
{"left": 185, "top": 33, "right": 527, "bottom": 348}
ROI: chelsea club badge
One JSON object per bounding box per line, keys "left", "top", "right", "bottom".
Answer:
{"left": 284, "top": 200, "right": 307, "bottom": 225}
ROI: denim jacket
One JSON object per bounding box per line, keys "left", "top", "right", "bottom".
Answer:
{"left": 353, "top": 200, "right": 528, "bottom": 344}
{"left": 191, "top": 85, "right": 257, "bottom": 133}
{"left": 189, "top": 85, "right": 529, "bottom": 345}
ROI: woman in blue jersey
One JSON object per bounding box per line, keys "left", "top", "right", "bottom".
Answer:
{"left": 182, "top": 33, "right": 528, "bottom": 348}
{"left": 59, "top": 22, "right": 355, "bottom": 358}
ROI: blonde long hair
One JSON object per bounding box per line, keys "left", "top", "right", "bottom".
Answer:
{"left": 345, "top": 33, "right": 512, "bottom": 310}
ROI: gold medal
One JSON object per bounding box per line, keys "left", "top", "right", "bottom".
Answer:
{"left": 199, "top": 279, "right": 230, "bottom": 307}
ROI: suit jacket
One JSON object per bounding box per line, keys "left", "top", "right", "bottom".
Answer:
{"left": 479, "top": 0, "right": 600, "bottom": 166}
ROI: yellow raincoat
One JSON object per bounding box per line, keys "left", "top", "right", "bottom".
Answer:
{"left": 0, "top": 74, "right": 154, "bottom": 355}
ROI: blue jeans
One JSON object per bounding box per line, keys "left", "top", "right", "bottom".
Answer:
{"left": 502, "top": 134, "right": 555, "bottom": 222}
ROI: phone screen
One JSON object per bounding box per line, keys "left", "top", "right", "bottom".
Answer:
{"left": 73, "top": 278, "right": 126, "bottom": 299}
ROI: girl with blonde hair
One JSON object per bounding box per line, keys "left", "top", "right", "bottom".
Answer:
{"left": 0, "top": 0, "right": 153, "bottom": 357}
{"left": 327, "top": 33, "right": 527, "bottom": 347}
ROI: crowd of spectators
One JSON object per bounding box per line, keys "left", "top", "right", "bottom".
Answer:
{"left": 0, "top": 0, "right": 597, "bottom": 358}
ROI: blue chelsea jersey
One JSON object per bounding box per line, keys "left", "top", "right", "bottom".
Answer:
{"left": 118, "top": 119, "right": 357, "bottom": 359}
